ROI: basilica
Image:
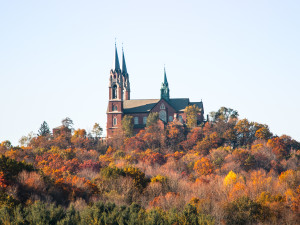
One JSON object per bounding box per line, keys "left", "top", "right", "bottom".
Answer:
{"left": 106, "top": 44, "right": 204, "bottom": 137}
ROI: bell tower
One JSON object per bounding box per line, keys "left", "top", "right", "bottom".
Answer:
{"left": 107, "top": 43, "right": 124, "bottom": 137}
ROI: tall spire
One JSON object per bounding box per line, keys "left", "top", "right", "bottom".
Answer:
{"left": 160, "top": 66, "right": 170, "bottom": 101}
{"left": 122, "top": 45, "right": 127, "bottom": 75}
{"left": 163, "top": 65, "right": 168, "bottom": 86}
{"left": 112, "top": 42, "right": 120, "bottom": 72}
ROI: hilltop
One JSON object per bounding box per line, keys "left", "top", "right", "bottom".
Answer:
{"left": 0, "top": 107, "right": 299, "bottom": 224}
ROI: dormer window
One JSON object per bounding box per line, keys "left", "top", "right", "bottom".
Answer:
{"left": 160, "top": 103, "right": 165, "bottom": 109}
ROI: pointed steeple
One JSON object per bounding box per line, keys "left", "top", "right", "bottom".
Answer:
{"left": 160, "top": 66, "right": 170, "bottom": 101}
{"left": 122, "top": 46, "right": 127, "bottom": 75}
{"left": 163, "top": 66, "right": 168, "bottom": 86}
{"left": 112, "top": 42, "right": 120, "bottom": 72}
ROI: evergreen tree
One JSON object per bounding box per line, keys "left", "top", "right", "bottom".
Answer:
{"left": 122, "top": 115, "right": 134, "bottom": 138}
{"left": 38, "top": 121, "right": 50, "bottom": 136}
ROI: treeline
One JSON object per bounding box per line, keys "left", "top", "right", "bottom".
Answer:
{"left": 0, "top": 107, "right": 299, "bottom": 225}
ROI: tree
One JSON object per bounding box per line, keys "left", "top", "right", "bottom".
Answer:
{"left": 185, "top": 105, "right": 199, "bottom": 129}
{"left": 61, "top": 117, "right": 73, "bottom": 129}
{"left": 194, "top": 157, "right": 214, "bottom": 176}
{"left": 210, "top": 107, "right": 239, "bottom": 123}
{"left": 146, "top": 112, "right": 159, "bottom": 127}
{"left": 255, "top": 127, "right": 272, "bottom": 140}
{"left": 122, "top": 115, "right": 134, "bottom": 138}
{"left": 92, "top": 123, "right": 103, "bottom": 138}
{"left": 38, "top": 121, "right": 50, "bottom": 136}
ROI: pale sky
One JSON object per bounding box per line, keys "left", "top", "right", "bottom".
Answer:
{"left": 1, "top": 0, "right": 300, "bottom": 145}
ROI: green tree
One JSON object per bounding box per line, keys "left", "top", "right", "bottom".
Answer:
{"left": 185, "top": 105, "right": 200, "bottom": 129}
{"left": 146, "top": 112, "right": 159, "bottom": 127}
{"left": 38, "top": 121, "right": 51, "bottom": 136}
{"left": 224, "top": 196, "right": 269, "bottom": 225}
{"left": 122, "top": 115, "right": 134, "bottom": 138}
{"left": 210, "top": 107, "right": 239, "bottom": 123}
{"left": 92, "top": 123, "right": 103, "bottom": 138}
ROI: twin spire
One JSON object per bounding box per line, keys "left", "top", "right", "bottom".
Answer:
{"left": 112, "top": 43, "right": 170, "bottom": 100}
{"left": 112, "top": 43, "right": 127, "bottom": 75}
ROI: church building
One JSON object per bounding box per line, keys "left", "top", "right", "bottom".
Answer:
{"left": 106, "top": 44, "right": 204, "bottom": 137}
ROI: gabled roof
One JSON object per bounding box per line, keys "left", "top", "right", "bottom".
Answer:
{"left": 123, "top": 99, "right": 160, "bottom": 113}
{"left": 123, "top": 98, "right": 203, "bottom": 114}
{"left": 190, "top": 101, "right": 203, "bottom": 109}
{"left": 169, "top": 98, "right": 190, "bottom": 112}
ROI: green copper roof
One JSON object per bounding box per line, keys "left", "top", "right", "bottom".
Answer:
{"left": 122, "top": 48, "right": 127, "bottom": 75}
{"left": 112, "top": 44, "right": 120, "bottom": 72}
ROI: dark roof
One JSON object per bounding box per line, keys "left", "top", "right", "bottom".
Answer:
{"left": 112, "top": 44, "right": 120, "bottom": 71}
{"left": 169, "top": 98, "right": 190, "bottom": 112}
{"left": 190, "top": 101, "right": 203, "bottom": 109}
{"left": 123, "top": 98, "right": 203, "bottom": 113}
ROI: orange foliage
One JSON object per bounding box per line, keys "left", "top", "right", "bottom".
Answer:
{"left": 193, "top": 157, "right": 214, "bottom": 176}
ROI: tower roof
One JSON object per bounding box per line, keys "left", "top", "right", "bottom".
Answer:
{"left": 163, "top": 66, "right": 168, "bottom": 86}
{"left": 160, "top": 66, "right": 170, "bottom": 100}
{"left": 122, "top": 47, "right": 127, "bottom": 75}
{"left": 112, "top": 43, "right": 120, "bottom": 72}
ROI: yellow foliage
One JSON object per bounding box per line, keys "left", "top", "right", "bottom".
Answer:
{"left": 279, "top": 170, "right": 297, "bottom": 188}
{"left": 224, "top": 170, "right": 237, "bottom": 187}
{"left": 151, "top": 175, "right": 167, "bottom": 183}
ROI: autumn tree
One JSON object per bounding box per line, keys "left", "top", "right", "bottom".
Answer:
{"left": 185, "top": 105, "right": 199, "bottom": 129}
{"left": 122, "top": 115, "right": 134, "bottom": 138}
{"left": 194, "top": 157, "right": 214, "bottom": 176}
{"left": 38, "top": 121, "right": 50, "bottom": 136}
{"left": 255, "top": 126, "right": 272, "bottom": 140}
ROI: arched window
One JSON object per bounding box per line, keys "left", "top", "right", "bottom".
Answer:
{"left": 169, "top": 116, "right": 173, "bottom": 122}
{"left": 179, "top": 115, "right": 183, "bottom": 123}
{"left": 159, "top": 110, "right": 167, "bottom": 122}
{"left": 112, "top": 85, "right": 117, "bottom": 99}
{"left": 134, "top": 117, "right": 139, "bottom": 125}
{"left": 143, "top": 116, "right": 147, "bottom": 124}
{"left": 113, "top": 105, "right": 118, "bottom": 111}
{"left": 160, "top": 103, "right": 165, "bottom": 109}
{"left": 113, "top": 117, "right": 117, "bottom": 126}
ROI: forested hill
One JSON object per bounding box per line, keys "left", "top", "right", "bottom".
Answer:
{"left": 0, "top": 107, "right": 299, "bottom": 224}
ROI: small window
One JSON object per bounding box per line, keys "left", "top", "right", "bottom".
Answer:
{"left": 179, "top": 115, "right": 183, "bottom": 123}
{"left": 159, "top": 110, "right": 167, "bottom": 122}
{"left": 143, "top": 116, "right": 147, "bottom": 124}
{"left": 112, "top": 85, "right": 117, "bottom": 99}
{"left": 169, "top": 116, "right": 173, "bottom": 122}
{"left": 113, "top": 117, "right": 117, "bottom": 126}
{"left": 160, "top": 103, "right": 165, "bottom": 109}
{"left": 134, "top": 117, "right": 139, "bottom": 125}
{"left": 113, "top": 105, "right": 118, "bottom": 111}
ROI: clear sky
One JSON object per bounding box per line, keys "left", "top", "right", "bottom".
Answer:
{"left": 1, "top": 0, "right": 300, "bottom": 145}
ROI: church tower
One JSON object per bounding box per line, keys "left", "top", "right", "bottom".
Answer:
{"left": 160, "top": 67, "right": 170, "bottom": 101}
{"left": 107, "top": 43, "right": 129, "bottom": 137}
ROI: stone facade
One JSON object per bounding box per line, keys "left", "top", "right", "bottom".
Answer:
{"left": 106, "top": 45, "right": 204, "bottom": 138}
